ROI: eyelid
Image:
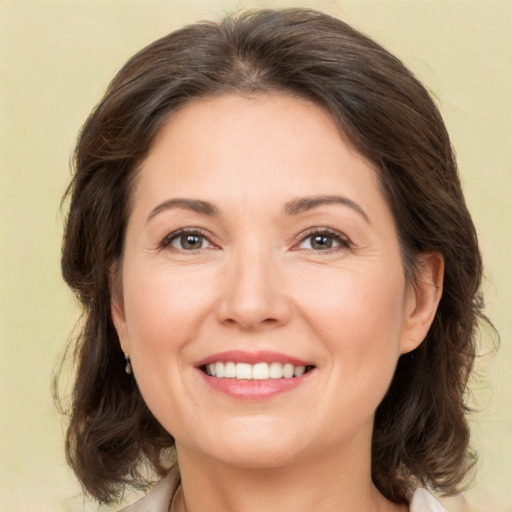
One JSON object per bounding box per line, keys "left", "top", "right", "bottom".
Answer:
{"left": 160, "top": 227, "right": 217, "bottom": 251}
{"left": 158, "top": 226, "right": 350, "bottom": 253}
{"left": 292, "top": 227, "right": 351, "bottom": 251}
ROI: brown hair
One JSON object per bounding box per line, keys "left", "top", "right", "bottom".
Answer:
{"left": 58, "top": 8, "right": 487, "bottom": 505}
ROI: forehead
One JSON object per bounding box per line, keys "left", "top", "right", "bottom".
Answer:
{"left": 134, "top": 93, "right": 382, "bottom": 205}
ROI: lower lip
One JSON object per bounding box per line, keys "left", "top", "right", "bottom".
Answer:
{"left": 197, "top": 369, "right": 313, "bottom": 400}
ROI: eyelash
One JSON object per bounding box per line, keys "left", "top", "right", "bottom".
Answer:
{"left": 294, "top": 228, "right": 351, "bottom": 252}
{"left": 160, "top": 228, "right": 215, "bottom": 252}
{"left": 160, "top": 227, "right": 351, "bottom": 253}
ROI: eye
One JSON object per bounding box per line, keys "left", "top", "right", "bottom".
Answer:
{"left": 162, "top": 229, "right": 212, "bottom": 251}
{"left": 297, "top": 229, "right": 350, "bottom": 251}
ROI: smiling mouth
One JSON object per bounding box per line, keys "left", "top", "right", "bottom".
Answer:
{"left": 201, "top": 362, "right": 316, "bottom": 380}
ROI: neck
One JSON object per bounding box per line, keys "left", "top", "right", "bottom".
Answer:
{"left": 173, "top": 437, "right": 407, "bottom": 512}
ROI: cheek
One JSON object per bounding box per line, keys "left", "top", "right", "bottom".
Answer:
{"left": 124, "top": 265, "right": 211, "bottom": 343}
{"left": 297, "top": 264, "right": 406, "bottom": 390}
{"left": 300, "top": 261, "right": 405, "bottom": 335}
{"left": 120, "top": 268, "right": 214, "bottom": 428}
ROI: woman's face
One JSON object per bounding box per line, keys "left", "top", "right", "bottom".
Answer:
{"left": 112, "top": 94, "right": 436, "bottom": 469}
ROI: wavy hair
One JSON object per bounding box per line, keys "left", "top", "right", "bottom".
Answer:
{"left": 57, "top": 8, "right": 487, "bottom": 505}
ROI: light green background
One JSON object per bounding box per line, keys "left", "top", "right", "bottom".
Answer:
{"left": 1, "top": 1, "right": 510, "bottom": 510}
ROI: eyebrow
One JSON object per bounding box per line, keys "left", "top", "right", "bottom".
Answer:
{"left": 147, "top": 195, "right": 369, "bottom": 224}
{"left": 147, "top": 198, "right": 219, "bottom": 223}
{"left": 284, "top": 195, "right": 370, "bottom": 223}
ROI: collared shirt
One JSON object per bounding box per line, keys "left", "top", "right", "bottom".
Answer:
{"left": 120, "top": 467, "right": 446, "bottom": 512}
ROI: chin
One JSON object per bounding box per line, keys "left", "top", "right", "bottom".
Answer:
{"left": 192, "top": 420, "right": 310, "bottom": 469}
{"left": 210, "top": 443, "right": 300, "bottom": 470}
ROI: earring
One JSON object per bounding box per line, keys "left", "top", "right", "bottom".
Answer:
{"left": 125, "top": 354, "right": 132, "bottom": 375}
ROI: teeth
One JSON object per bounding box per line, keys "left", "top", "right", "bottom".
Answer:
{"left": 215, "top": 362, "right": 224, "bottom": 378}
{"left": 283, "top": 363, "right": 294, "bottom": 378}
{"left": 224, "top": 361, "right": 236, "bottom": 378}
{"left": 205, "top": 362, "right": 310, "bottom": 380}
{"left": 294, "top": 365, "right": 306, "bottom": 377}
{"left": 236, "top": 362, "right": 252, "bottom": 379}
{"left": 269, "top": 362, "right": 283, "bottom": 379}
{"left": 252, "top": 362, "right": 269, "bottom": 380}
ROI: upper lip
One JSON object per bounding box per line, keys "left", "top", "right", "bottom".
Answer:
{"left": 195, "top": 350, "right": 314, "bottom": 367}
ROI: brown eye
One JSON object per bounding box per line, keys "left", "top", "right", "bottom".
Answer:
{"left": 167, "top": 232, "right": 209, "bottom": 251}
{"left": 310, "top": 234, "right": 334, "bottom": 250}
{"left": 298, "top": 230, "right": 349, "bottom": 251}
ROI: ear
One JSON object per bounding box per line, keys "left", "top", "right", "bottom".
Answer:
{"left": 400, "top": 252, "right": 444, "bottom": 354}
{"left": 110, "top": 270, "right": 130, "bottom": 354}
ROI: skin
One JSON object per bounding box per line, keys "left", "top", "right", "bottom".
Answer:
{"left": 112, "top": 94, "right": 443, "bottom": 512}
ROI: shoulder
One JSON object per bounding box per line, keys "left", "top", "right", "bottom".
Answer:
{"left": 118, "top": 466, "right": 180, "bottom": 512}
{"left": 410, "top": 488, "right": 446, "bottom": 512}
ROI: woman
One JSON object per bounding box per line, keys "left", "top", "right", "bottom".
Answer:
{"left": 59, "top": 8, "right": 486, "bottom": 512}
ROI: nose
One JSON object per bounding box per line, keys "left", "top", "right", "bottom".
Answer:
{"left": 216, "top": 246, "right": 292, "bottom": 331}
